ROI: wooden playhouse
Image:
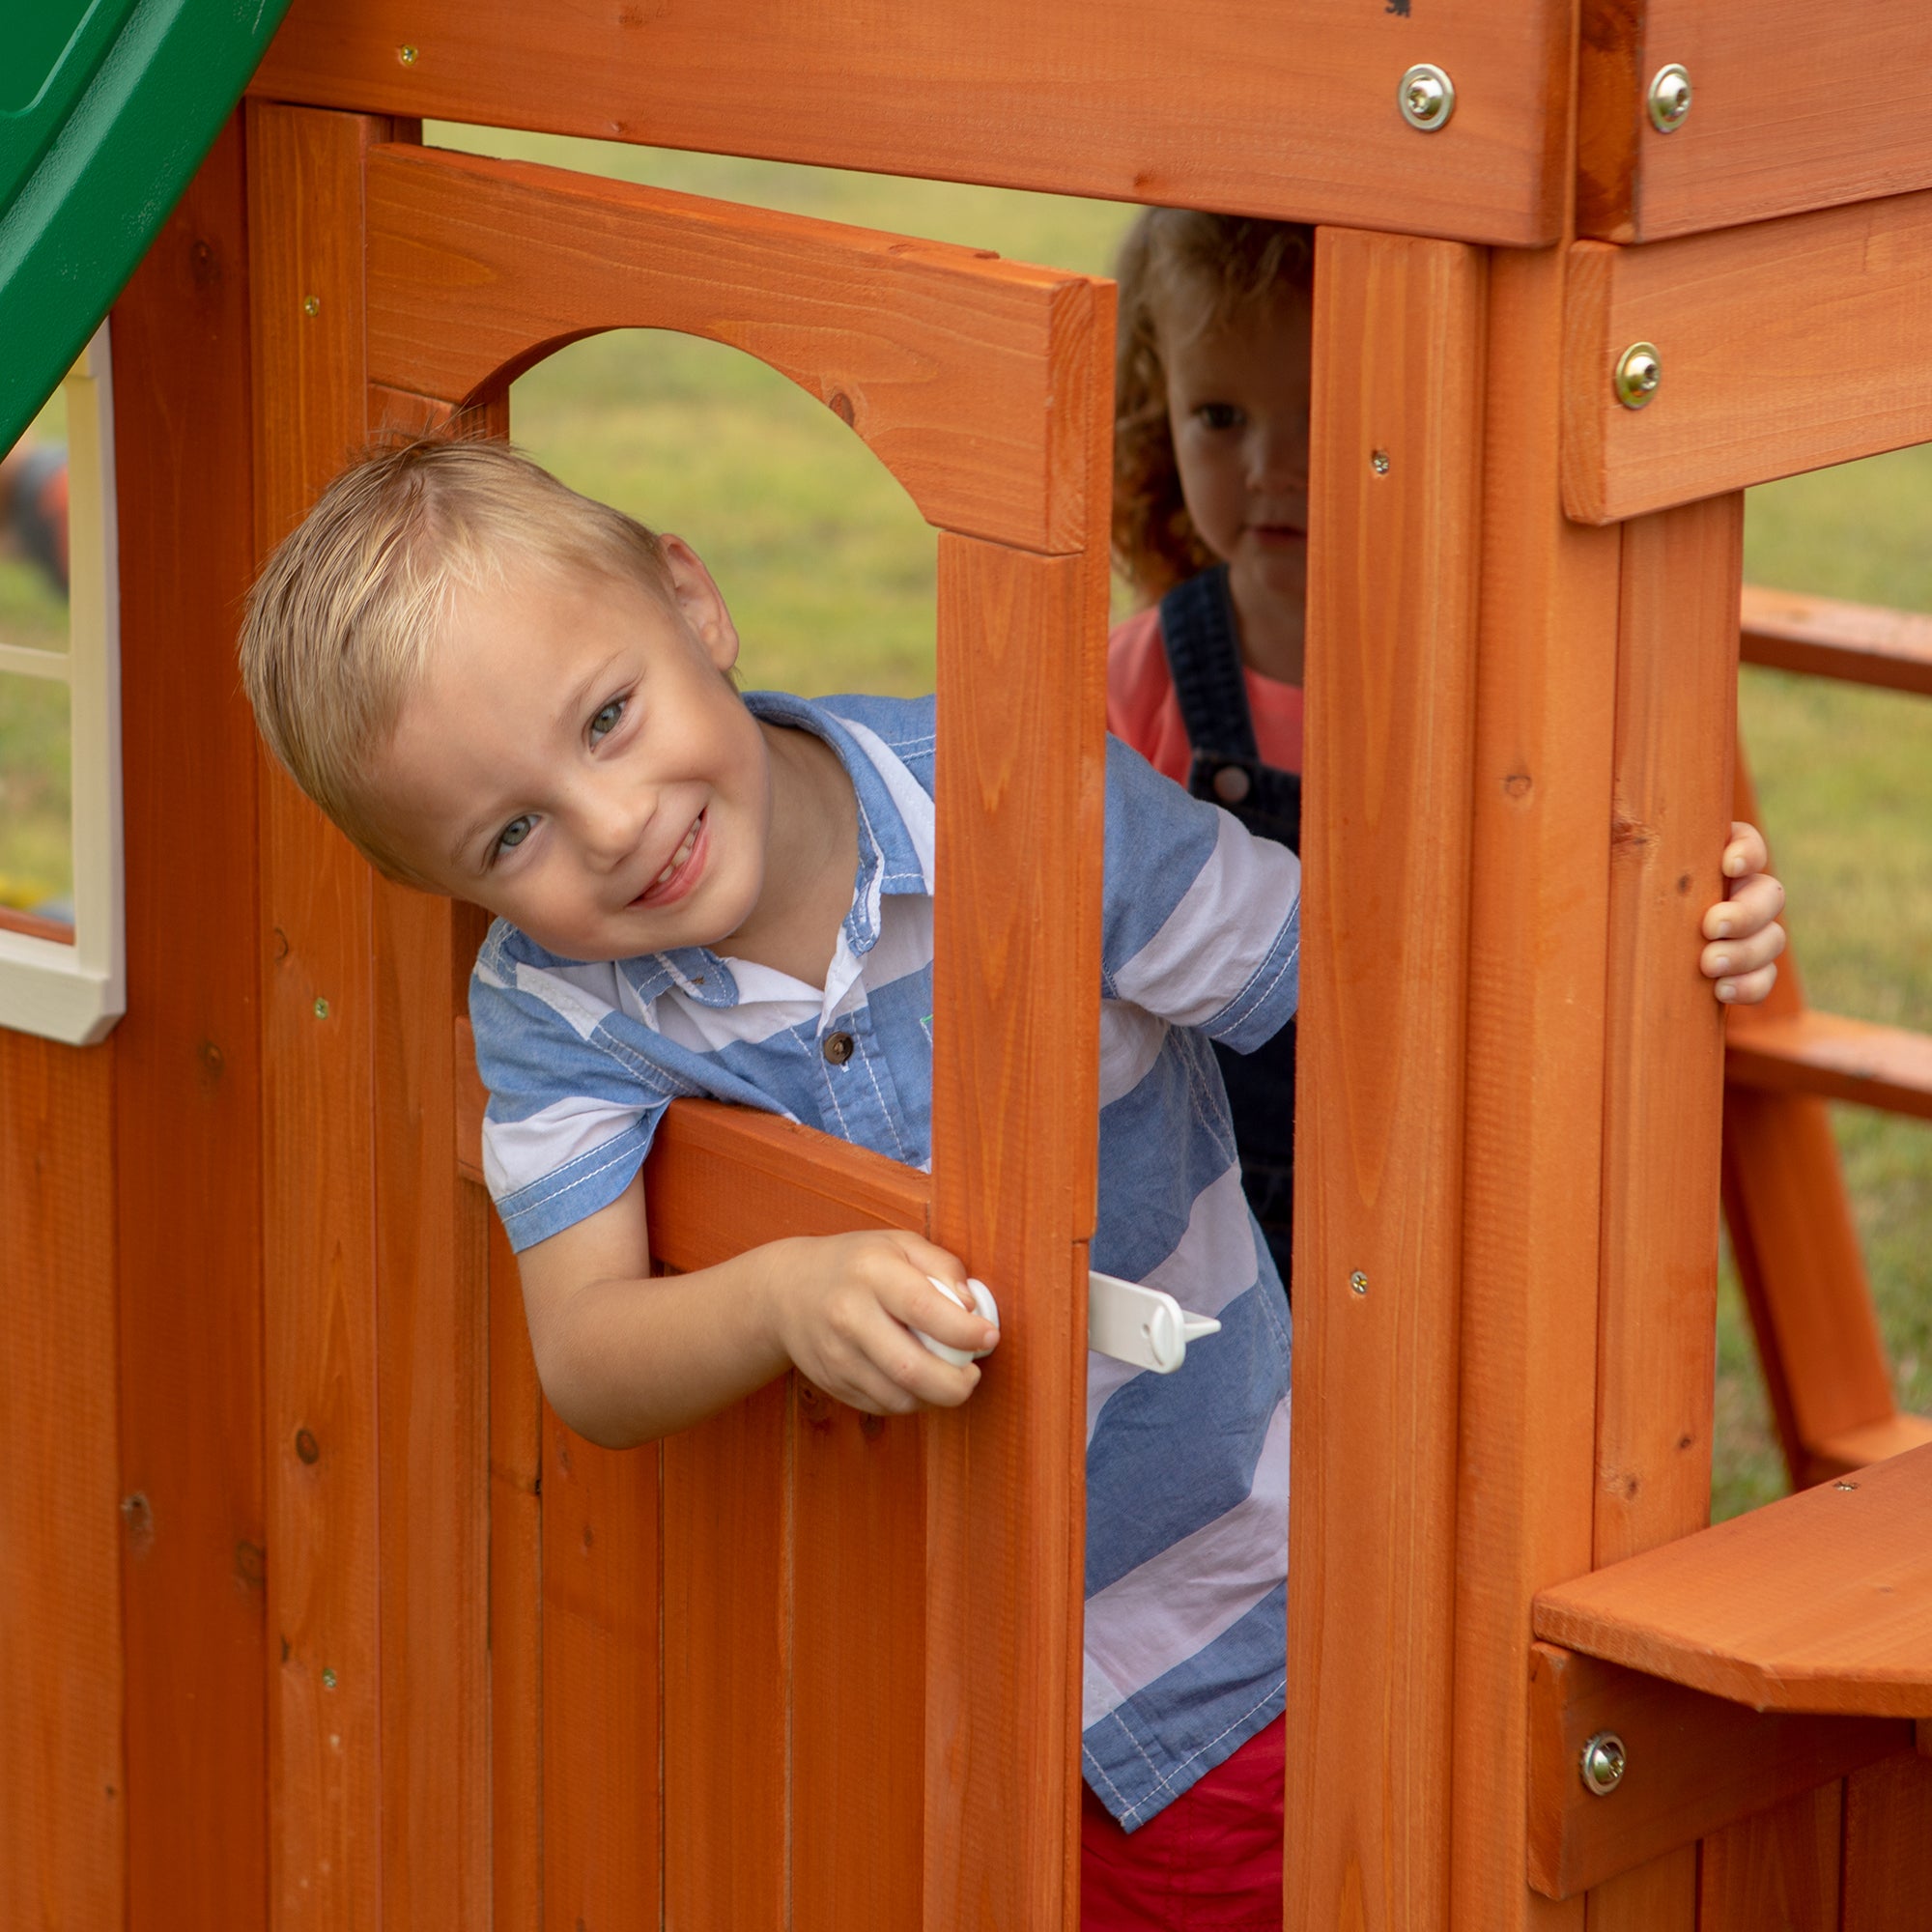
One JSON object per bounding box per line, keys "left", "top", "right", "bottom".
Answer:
{"left": 5, "top": 1, "right": 1932, "bottom": 1925}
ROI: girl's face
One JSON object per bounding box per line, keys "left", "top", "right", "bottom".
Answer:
{"left": 1163, "top": 286, "right": 1312, "bottom": 625}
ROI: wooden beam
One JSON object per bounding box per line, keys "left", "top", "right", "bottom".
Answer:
{"left": 1534, "top": 1441, "right": 1932, "bottom": 1717}
{"left": 1725, "top": 1009, "right": 1932, "bottom": 1121}
{"left": 255, "top": 0, "right": 1570, "bottom": 245}
{"left": 1563, "top": 191, "right": 1932, "bottom": 525}
{"left": 1741, "top": 584, "right": 1932, "bottom": 697}
{"left": 1527, "top": 1642, "right": 1905, "bottom": 1900}
{"left": 1578, "top": 7, "right": 1932, "bottom": 244}
{"left": 1285, "top": 226, "right": 1486, "bottom": 1931}
{"left": 364, "top": 142, "right": 1104, "bottom": 554}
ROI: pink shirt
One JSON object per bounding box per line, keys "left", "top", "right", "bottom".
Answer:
{"left": 1106, "top": 606, "right": 1304, "bottom": 786}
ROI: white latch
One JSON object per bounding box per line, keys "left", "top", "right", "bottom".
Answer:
{"left": 918, "top": 1271, "right": 1221, "bottom": 1376}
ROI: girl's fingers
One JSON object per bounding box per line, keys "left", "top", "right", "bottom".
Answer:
{"left": 1703, "top": 920, "right": 1785, "bottom": 980}
{"left": 1716, "top": 961, "right": 1779, "bottom": 1007}
{"left": 1722, "top": 820, "right": 1770, "bottom": 879}
{"left": 1704, "top": 869, "right": 1785, "bottom": 941}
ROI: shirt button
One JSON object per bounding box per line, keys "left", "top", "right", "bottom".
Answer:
{"left": 1212, "top": 764, "right": 1252, "bottom": 805}
{"left": 822, "top": 1030, "right": 856, "bottom": 1065}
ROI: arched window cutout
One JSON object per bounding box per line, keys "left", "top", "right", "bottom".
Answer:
{"left": 0, "top": 325, "right": 122, "bottom": 1044}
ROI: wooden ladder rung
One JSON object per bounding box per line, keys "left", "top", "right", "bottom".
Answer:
{"left": 1742, "top": 583, "right": 1932, "bottom": 696}
{"left": 1725, "top": 1009, "right": 1932, "bottom": 1120}
{"left": 1809, "top": 1412, "right": 1932, "bottom": 1482}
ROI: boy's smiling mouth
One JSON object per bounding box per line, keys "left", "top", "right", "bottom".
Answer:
{"left": 631, "top": 809, "right": 708, "bottom": 909}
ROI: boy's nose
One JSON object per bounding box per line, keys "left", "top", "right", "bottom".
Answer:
{"left": 578, "top": 785, "right": 653, "bottom": 867}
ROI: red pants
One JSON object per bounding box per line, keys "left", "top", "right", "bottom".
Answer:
{"left": 1080, "top": 1717, "right": 1285, "bottom": 1929}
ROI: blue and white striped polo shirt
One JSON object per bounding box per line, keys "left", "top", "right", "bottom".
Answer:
{"left": 470, "top": 691, "right": 1300, "bottom": 1827}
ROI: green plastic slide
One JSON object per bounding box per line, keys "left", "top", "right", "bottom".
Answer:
{"left": 2, "top": 0, "right": 294, "bottom": 451}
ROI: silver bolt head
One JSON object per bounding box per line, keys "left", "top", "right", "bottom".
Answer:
{"left": 1349, "top": 1270, "right": 1369, "bottom": 1296}
{"left": 1399, "top": 64, "right": 1456, "bottom": 132}
{"left": 1580, "top": 1730, "right": 1627, "bottom": 1796}
{"left": 1647, "top": 64, "right": 1691, "bottom": 134}
{"left": 1370, "top": 449, "right": 1391, "bottom": 475}
{"left": 1614, "top": 341, "right": 1662, "bottom": 411}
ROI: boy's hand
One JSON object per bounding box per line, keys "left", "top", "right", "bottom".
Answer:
{"left": 1702, "top": 821, "right": 1786, "bottom": 1006}
{"left": 764, "top": 1230, "right": 999, "bottom": 1416}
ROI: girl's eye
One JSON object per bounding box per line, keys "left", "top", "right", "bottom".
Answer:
{"left": 589, "top": 696, "right": 626, "bottom": 744}
{"left": 1197, "top": 402, "right": 1244, "bottom": 431}
{"left": 496, "top": 814, "right": 536, "bottom": 857}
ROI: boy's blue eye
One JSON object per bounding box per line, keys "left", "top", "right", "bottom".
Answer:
{"left": 496, "top": 814, "right": 535, "bottom": 855}
{"left": 590, "top": 696, "right": 626, "bottom": 744}
{"left": 1198, "top": 402, "right": 1244, "bottom": 431}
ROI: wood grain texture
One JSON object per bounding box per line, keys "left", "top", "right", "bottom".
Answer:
{"left": 541, "top": 1413, "right": 661, "bottom": 1932}
{"left": 1811, "top": 1414, "right": 1932, "bottom": 1484}
{"left": 1578, "top": 8, "right": 1932, "bottom": 244}
{"left": 374, "top": 880, "right": 490, "bottom": 1927}
{"left": 928, "top": 535, "right": 1110, "bottom": 1929}
{"left": 1535, "top": 1440, "right": 1932, "bottom": 1716}
{"left": 1593, "top": 497, "right": 1740, "bottom": 1572}
{"left": 1724, "top": 1010, "right": 1932, "bottom": 1120}
{"left": 1841, "top": 1750, "right": 1932, "bottom": 1932}
{"left": 247, "top": 99, "right": 393, "bottom": 1932}
{"left": 1695, "top": 1781, "right": 1841, "bottom": 1932}
{"left": 256, "top": 0, "right": 1570, "bottom": 245}
{"left": 662, "top": 1385, "right": 787, "bottom": 1928}
{"left": 106, "top": 111, "right": 270, "bottom": 1932}
{"left": 1563, "top": 195, "right": 1932, "bottom": 525}
{"left": 0, "top": 1034, "right": 124, "bottom": 1929}
{"left": 1740, "top": 583, "right": 1932, "bottom": 697}
{"left": 1285, "top": 227, "right": 1486, "bottom": 1932}
{"left": 1527, "top": 1642, "right": 1903, "bottom": 1900}
{"left": 1581, "top": 1850, "right": 1694, "bottom": 1932}
{"left": 364, "top": 142, "right": 1104, "bottom": 553}
{"left": 486, "top": 1210, "right": 542, "bottom": 1928}
{"left": 1450, "top": 242, "right": 1622, "bottom": 1932}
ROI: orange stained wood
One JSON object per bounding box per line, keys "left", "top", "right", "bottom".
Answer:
{"left": 1562, "top": 192, "right": 1932, "bottom": 525}
{"left": 1534, "top": 1440, "right": 1932, "bottom": 1717}
{"left": 1724, "top": 1009, "right": 1932, "bottom": 1120}
{"left": 108, "top": 113, "right": 270, "bottom": 1929}
{"left": 1841, "top": 1750, "right": 1932, "bottom": 1931}
{"left": 927, "top": 534, "right": 1109, "bottom": 1930}
{"left": 1450, "top": 242, "right": 1622, "bottom": 1932}
{"left": 1577, "top": 7, "right": 1932, "bottom": 244}
{"left": 1525, "top": 1642, "right": 1904, "bottom": 1900}
{"left": 256, "top": 0, "right": 1571, "bottom": 245}
{"left": 0, "top": 1035, "right": 123, "bottom": 1930}
{"left": 1695, "top": 1782, "right": 1842, "bottom": 1932}
{"left": 1740, "top": 582, "right": 1932, "bottom": 697}
{"left": 246, "top": 99, "right": 399, "bottom": 1931}
{"left": 364, "top": 142, "right": 1102, "bottom": 554}
{"left": 1286, "top": 226, "right": 1486, "bottom": 1932}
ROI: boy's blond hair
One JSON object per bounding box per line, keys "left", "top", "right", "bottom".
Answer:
{"left": 240, "top": 437, "right": 675, "bottom": 883}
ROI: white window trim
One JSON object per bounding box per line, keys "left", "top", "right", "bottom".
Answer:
{"left": 0, "top": 324, "right": 123, "bottom": 1044}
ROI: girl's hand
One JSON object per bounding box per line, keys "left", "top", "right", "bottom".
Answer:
{"left": 1701, "top": 821, "right": 1786, "bottom": 1007}
{"left": 763, "top": 1230, "right": 999, "bottom": 1415}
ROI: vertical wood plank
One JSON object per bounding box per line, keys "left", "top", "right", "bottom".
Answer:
{"left": 0, "top": 1037, "right": 123, "bottom": 1928}
{"left": 1841, "top": 1751, "right": 1932, "bottom": 1932}
{"left": 542, "top": 1411, "right": 663, "bottom": 1932}
{"left": 928, "top": 527, "right": 1110, "bottom": 1930}
{"left": 247, "top": 99, "right": 393, "bottom": 1932}
{"left": 1286, "top": 227, "right": 1487, "bottom": 1930}
{"left": 1451, "top": 242, "right": 1623, "bottom": 1932}
{"left": 661, "top": 1384, "right": 788, "bottom": 1927}
{"left": 107, "top": 110, "right": 270, "bottom": 1930}
{"left": 374, "top": 878, "right": 491, "bottom": 1927}
{"left": 1585, "top": 496, "right": 1743, "bottom": 1931}
{"left": 488, "top": 1209, "right": 544, "bottom": 1927}
{"left": 1695, "top": 1781, "right": 1841, "bottom": 1930}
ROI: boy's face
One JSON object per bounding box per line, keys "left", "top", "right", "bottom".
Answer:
{"left": 369, "top": 541, "right": 773, "bottom": 963}
{"left": 1163, "top": 287, "right": 1312, "bottom": 616}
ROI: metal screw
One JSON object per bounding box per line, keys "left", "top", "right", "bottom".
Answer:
{"left": 1647, "top": 64, "right": 1691, "bottom": 134}
{"left": 1580, "top": 1731, "right": 1627, "bottom": 1796}
{"left": 1398, "top": 64, "right": 1456, "bottom": 132}
{"left": 321, "top": 1667, "right": 338, "bottom": 1690}
{"left": 1836, "top": 1478, "right": 1860, "bottom": 1492}
{"left": 1350, "top": 1270, "right": 1369, "bottom": 1296}
{"left": 397, "top": 43, "right": 419, "bottom": 65}
{"left": 1613, "top": 342, "right": 1662, "bottom": 411}
{"left": 313, "top": 997, "right": 329, "bottom": 1019}
{"left": 301, "top": 296, "right": 321, "bottom": 318}
{"left": 1371, "top": 449, "right": 1392, "bottom": 475}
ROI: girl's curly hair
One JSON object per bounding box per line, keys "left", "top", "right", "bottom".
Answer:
{"left": 1112, "top": 211, "right": 1315, "bottom": 604}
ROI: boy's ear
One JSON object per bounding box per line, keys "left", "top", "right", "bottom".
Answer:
{"left": 657, "top": 534, "right": 741, "bottom": 673}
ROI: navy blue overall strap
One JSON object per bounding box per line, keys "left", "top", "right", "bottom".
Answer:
{"left": 1157, "top": 563, "right": 1257, "bottom": 771}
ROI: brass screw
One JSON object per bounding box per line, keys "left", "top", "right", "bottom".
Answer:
{"left": 1350, "top": 1270, "right": 1369, "bottom": 1296}
{"left": 313, "top": 997, "right": 329, "bottom": 1019}
{"left": 1371, "top": 449, "right": 1391, "bottom": 476}
{"left": 1580, "top": 1731, "right": 1627, "bottom": 1796}
{"left": 1647, "top": 64, "right": 1691, "bottom": 134}
{"left": 321, "top": 1667, "right": 338, "bottom": 1690}
{"left": 300, "top": 296, "right": 321, "bottom": 318}
{"left": 397, "top": 43, "right": 418, "bottom": 65}
{"left": 1613, "top": 342, "right": 1662, "bottom": 411}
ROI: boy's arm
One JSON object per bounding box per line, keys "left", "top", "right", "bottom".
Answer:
{"left": 516, "top": 1173, "right": 996, "bottom": 1448}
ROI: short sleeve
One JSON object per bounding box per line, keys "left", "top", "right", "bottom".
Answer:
{"left": 1099, "top": 735, "right": 1301, "bottom": 1052}
{"left": 469, "top": 932, "right": 675, "bottom": 1253}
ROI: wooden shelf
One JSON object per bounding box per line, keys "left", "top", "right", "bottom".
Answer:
{"left": 1533, "top": 1442, "right": 1932, "bottom": 1718}
{"left": 1726, "top": 1009, "right": 1932, "bottom": 1121}
{"left": 1740, "top": 583, "right": 1932, "bottom": 697}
